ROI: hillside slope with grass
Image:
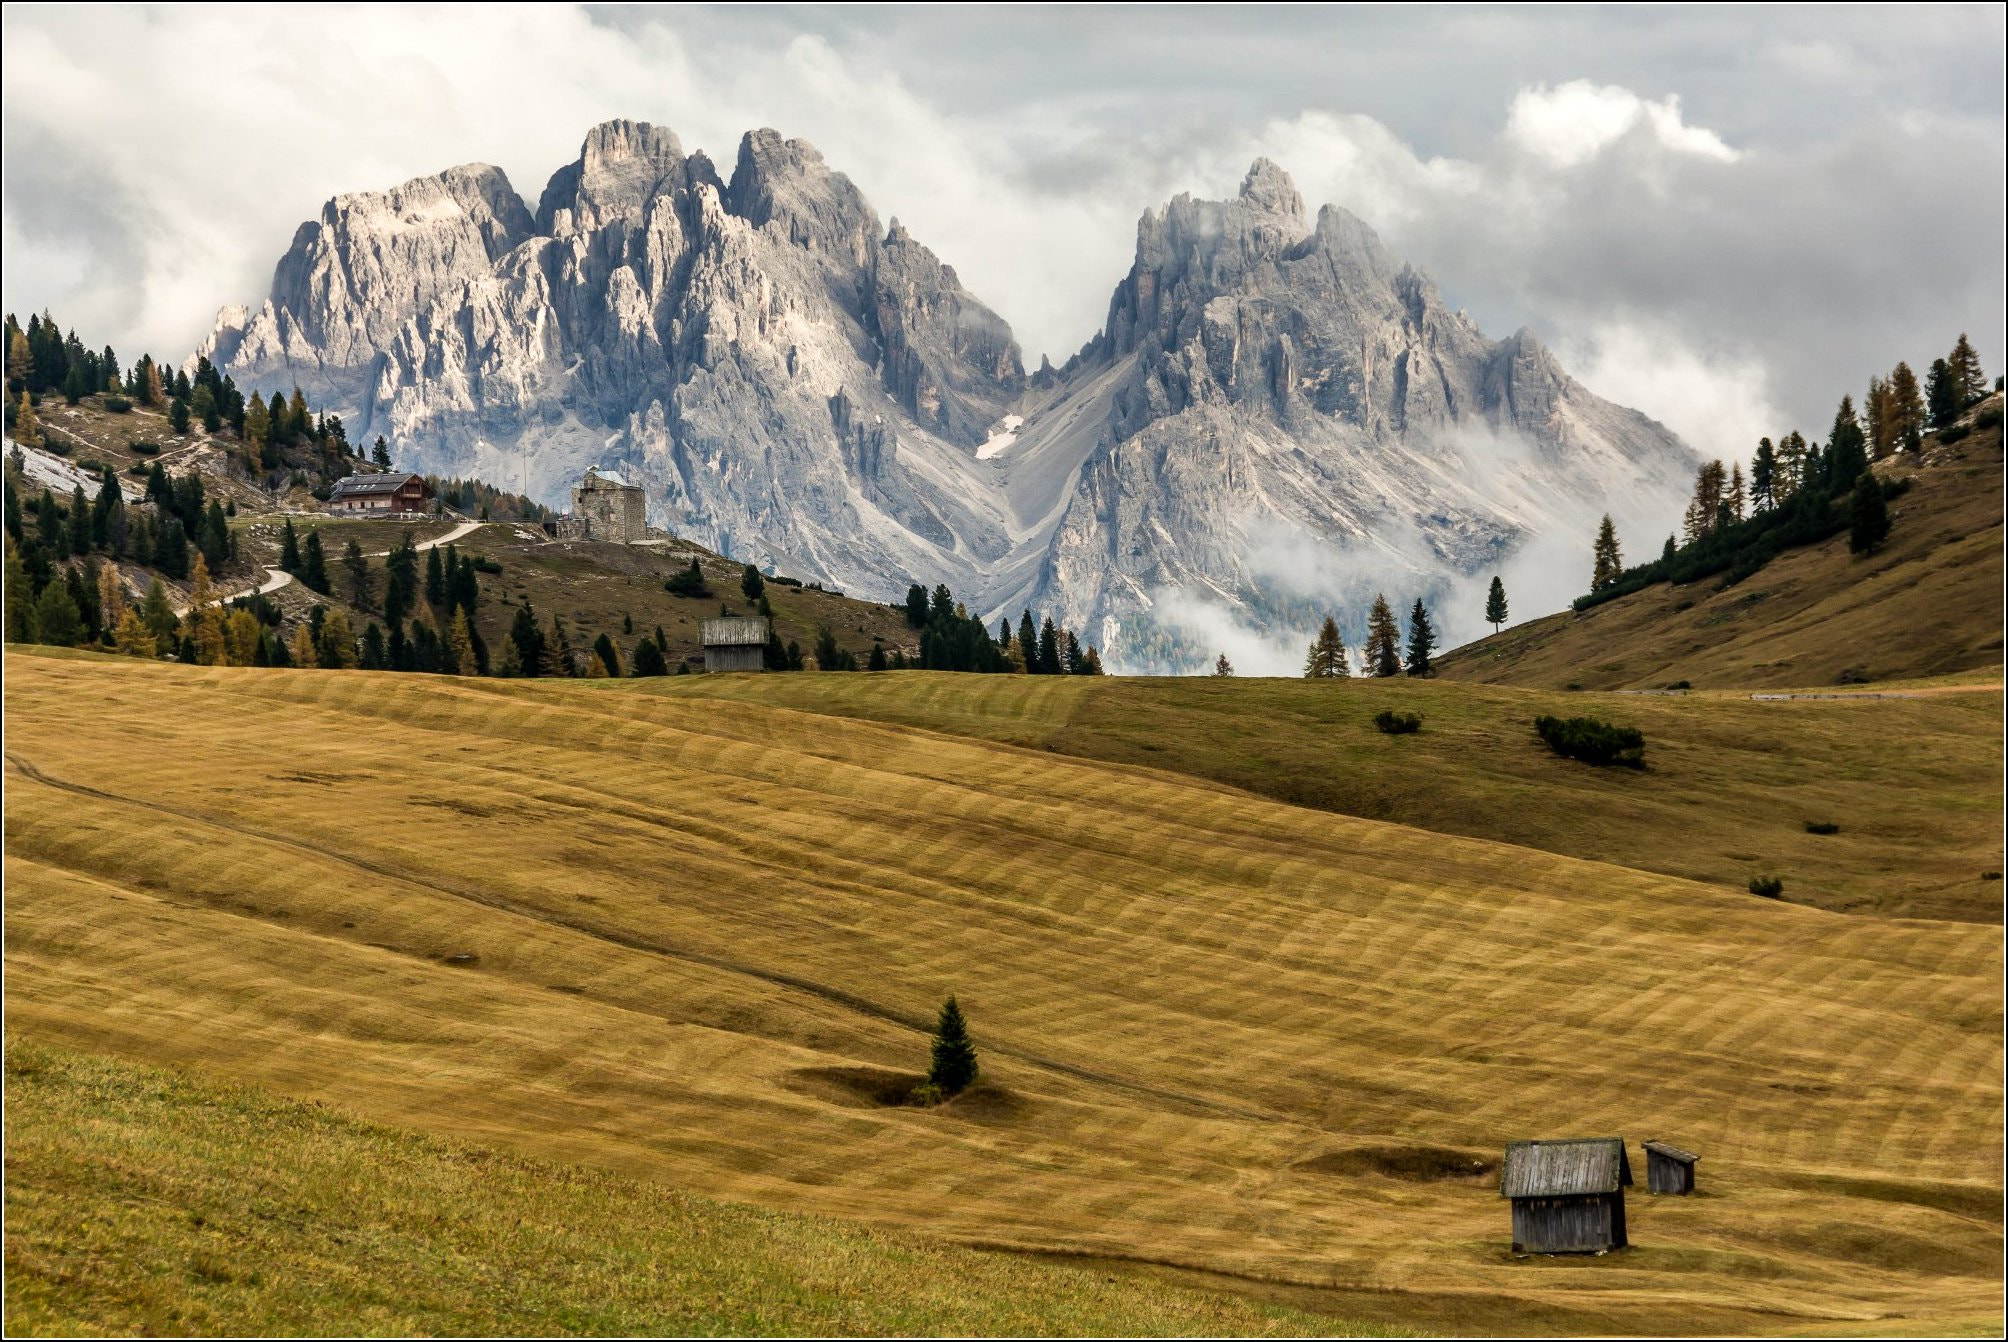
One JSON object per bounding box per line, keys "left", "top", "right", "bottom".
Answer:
{"left": 1435, "top": 398, "right": 2003, "bottom": 692}
{"left": 667, "top": 670, "right": 2004, "bottom": 923}
{"left": 4, "top": 650, "right": 2001, "bottom": 1336}
{"left": 11, "top": 391, "right": 920, "bottom": 670}
{"left": 3, "top": 1042, "right": 1368, "bottom": 1337}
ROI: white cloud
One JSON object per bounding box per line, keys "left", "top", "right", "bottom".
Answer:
{"left": 1505, "top": 80, "right": 1740, "bottom": 168}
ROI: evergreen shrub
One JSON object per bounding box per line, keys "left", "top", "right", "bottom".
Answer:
{"left": 1749, "top": 875, "right": 1784, "bottom": 898}
{"left": 1534, "top": 714, "right": 1645, "bottom": 768}
{"left": 1373, "top": 709, "right": 1423, "bottom": 735}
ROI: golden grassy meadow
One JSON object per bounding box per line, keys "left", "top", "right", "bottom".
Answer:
{"left": 4, "top": 648, "right": 2003, "bottom": 1335}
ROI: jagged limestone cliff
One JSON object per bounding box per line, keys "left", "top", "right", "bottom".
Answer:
{"left": 204, "top": 127, "right": 1694, "bottom": 668}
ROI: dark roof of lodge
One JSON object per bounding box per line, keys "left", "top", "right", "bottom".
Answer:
{"left": 1500, "top": 1138, "right": 1633, "bottom": 1198}
{"left": 330, "top": 472, "right": 426, "bottom": 498}
{"left": 1644, "top": 1140, "right": 1700, "bottom": 1164}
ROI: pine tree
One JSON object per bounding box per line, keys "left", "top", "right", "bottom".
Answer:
{"left": 3, "top": 540, "right": 37, "bottom": 642}
{"left": 186, "top": 555, "right": 228, "bottom": 665}
{"left": 593, "top": 632, "right": 621, "bottom": 678}
{"left": 1887, "top": 362, "right": 1924, "bottom": 450}
{"left": 448, "top": 611, "right": 477, "bottom": 676}
{"left": 1682, "top": 461, "right": 1727, "bottom": 543}
{"left": 867, "top": 643, "right": 889, "bottom": 671}
{"left": 1404, "top": 598, "right": 1437, "bottom": 676}
{"left": 1774, "top": 431, "right": 1806, "bottom": 501}
{"left": 362, "top": 622, "right": 387, "bottom": 670}
{"left": 62, "top": 363, "right": 87, "bottom": 406}
{"left": 1948, "top": 333, "right": 1987, "bottom": 407}
{"left": 14, "top": 391, "right": 39, "bottom": 449}
{"left": 507, "top": 603, "right": 544, "bottom": 677}
{"left": 1080, "top": 646, "right": 1104, "bottom": 675}
{"left": 289, "top": 623, "right": 319, "bottom": 668}
{"left": 372, "top": 435, "right": 392, "bottom": 471}
{"left": 1827, "top": 395, "right": 1869, "bottom": 490}
{"left": 1485, "top": 576, "right": 1508, "bottom": 632}
{"left": 1303, "top": 616, "right": 1348, "bottom": 678}
{"left": 112, "top": 608, "right": 156, "bottom": 658}
{"left": 740, "top": 564, "right": 764, "bottom": 602}
{"left": 67, "top": 484, "right": 92, "bottom": 557}
{"left": 34, "top": 578, "right": 82, "bottom": 646}
{"left": 544, "top": 613, "right": 573, "bottom": 676}
{"left": 168, "top": 397, "right": 191, "bottom": 433}
{"left": 142, "top": 359, "right": 165, "bottom": 407}
{"left": 1018, "top": 611, "right": 1038, "bottom": 672}
{"left": 1726, "top": 461, "right": 1746, "bottom": 522}
{"left": 631, "top": 635, "right": 667, "bottom": 676}
{"left": 1213, "top": 653, "right": 1235, "bottom": 676}
{"left": 301, "top": 530, "right": 329, "bottom": 593}
{"left": 1849, "top": 472, "right": 1890, "bottom": 554}
{"left": 1038, "top": 617, "right": 1061, "bottom": 675}
{"left": 141, "top": 577, "right": 177, "bottom": 645}
{"left": 1863, "top": 378, "right": 1894, "bottom": 460}
{"left": 278, "top": 519, "right": 302, "bottom": 572}
{"left": 97, "top": 560, "right": 127, "bottom": 634}
{"left": 343, "top": 539, "right": 372, "bottom": 608}
{"left": 244, "top": 391, "right": 270, "bottom": 460}
{"left": 1925, "top": 358, "right": 1960, "bottom": 430}
{"left": 1364, "top": 595, "right": 1402, "bottom": 677}
{"left": 926, "top": 995, "right": 979, "bottom": 1097}
{"left": 1591, "top": 515, "right": 1623, "bottom": 590}
{"left": 7, "top": 329, "right": 31, "bottom": 393}
{"left": 903, "top": 582, "right": 928, "bottom": 628}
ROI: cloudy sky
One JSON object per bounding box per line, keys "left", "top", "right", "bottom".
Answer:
{"left": 3, "top": 4, "right": 2002, "bottom": 456}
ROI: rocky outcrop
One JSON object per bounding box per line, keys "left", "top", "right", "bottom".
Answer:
{"left": 202, "top": 119, "right": 1023, "bottom": 595}
{"left": 202, "top": 130, "right": 1694, "bottom": 669}
{"left": 1004, "top": 160, "right": 1696, "bottom": 667}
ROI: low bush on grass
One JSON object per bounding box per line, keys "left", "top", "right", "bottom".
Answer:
{"left": 127, "top": 439, "right": 160, "bottom": 456}
{"left": 103, "top": 395, "right": 132, "bottom": 413}
{"left": 664, "top": 559, "right": 711, "bottom": 598}
{"left": 1938, "top": 422, "right": 1971, "bottom": 445}
{"left": 1373, "top": 710, "right": 1423, "bottom": 735}
{"left": 1749, "top": 875, "right": 1784, "bottom": 898}
{"left": 1804, "top": 821, "right": 1840, "bottom": 835}
{"left": 1533, "top": 714, "right": 1645, "bottom": 768}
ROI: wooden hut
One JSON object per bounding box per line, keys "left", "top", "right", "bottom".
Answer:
{"left": 1500, "top": 1137, "right": 1632, "bottom": 1255}
{"left": 702, "top": 616, "right": 770, "bottom": 673}
{"left": 1644, "top": 1140, "right": 1699, "bottom": 1195}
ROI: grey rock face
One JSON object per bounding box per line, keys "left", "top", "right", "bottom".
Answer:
{"left": 203, "top": 133, "right": 1693, "bottom": 669}
{"left": 1013, "top": 160, "right": 1697, "bottom": 666}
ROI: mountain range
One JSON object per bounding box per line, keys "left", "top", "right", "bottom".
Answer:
{"left": 200, "top": 119, "right": 1697, "bottom": 669}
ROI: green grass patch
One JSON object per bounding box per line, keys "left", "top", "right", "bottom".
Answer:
{"left": 2, "top": 1040, "right": 1380, "bottom": 1338}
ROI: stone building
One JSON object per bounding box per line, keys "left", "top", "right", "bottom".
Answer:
{"left": 560, "top": 466, "right": 647, "bottom": 543}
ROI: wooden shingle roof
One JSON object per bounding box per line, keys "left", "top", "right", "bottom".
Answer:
{"left": 1499, "top": 1138, "right": 1632, "bottom": 1198}
{"left": 1643, "top": 1140, "right": 1699, "bottom": 1165}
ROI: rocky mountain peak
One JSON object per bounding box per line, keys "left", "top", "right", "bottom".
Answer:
{"left": 1238, "top": 157, "right": 1304, "bottom": 220}
{"left": 725, "top": 129, "right": 874, "bottom": 259}
{"left": 537, "top": 118, "right": 698, "bottom": 236}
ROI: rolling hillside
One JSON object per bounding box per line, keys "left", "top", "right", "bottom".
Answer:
{"left": 4, "top": 649, "right": 2001, "bottom": 1335}
{"left": 1435, "top": 399, "right": 2004, "bottom": 691}
{"left": 5, "top": 1042, "right": 1366, "bottom": 1337}
{"left": 665, "top": 671, "right": 2004, "bottom": 923}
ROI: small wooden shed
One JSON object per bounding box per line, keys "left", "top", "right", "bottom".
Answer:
{"left": 702, "top": 616, "right": 770, "bottom": 673}
{"left": 1500, "top": 1137, "right": 1632, "bottom": 1255}
{"left": 1644, "top": 1140, "right": 1699, "bottom": 1195}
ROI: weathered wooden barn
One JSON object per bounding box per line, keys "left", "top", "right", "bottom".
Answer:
{"left": 1644, "top": 1140, "right": 1700, "bottom": 1195}
{"left": 702, "top": 617, "right": 770, "bottom": 673}
{"left": 1500, "top": 1137, "right": 1632, "bottom": 1254}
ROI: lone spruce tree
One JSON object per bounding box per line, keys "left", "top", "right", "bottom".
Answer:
{"left": 1304, "top": 615, "right": 1348, "bottom": 678}
{"left": 1404, "top": 598, "right": 1437, "bottom": 676}
{"left": 1484, "top": 576, "right": 1507, "bottom": 632}
{"left": 1591, "top": 515, "right": 1623, "bottom": 591}
{"left": 927, "top": 995, "right": 978, "bottom": 1097}
{"left": 1364, "top": 595, "right": 1402, "bottom": 678}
